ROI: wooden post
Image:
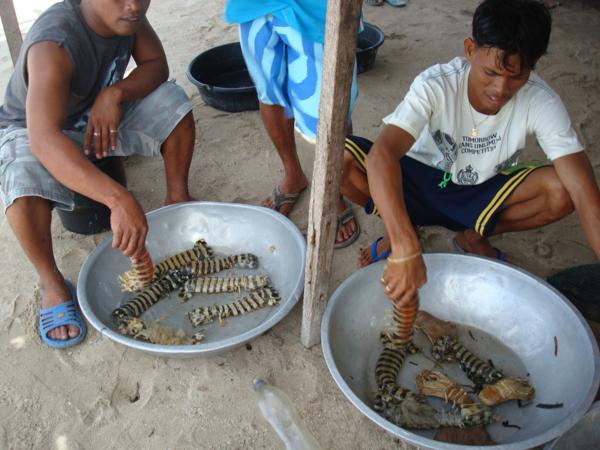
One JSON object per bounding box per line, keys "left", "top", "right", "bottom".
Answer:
{"left": 0, "top": 0, "right": 22, "bottom": 66}
{"left": 301, "top": 0, "right": 362, "bottom": 348}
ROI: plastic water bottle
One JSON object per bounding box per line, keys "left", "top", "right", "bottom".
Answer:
{"left": 252, "top": 379, "right": 322, "bottom": 450}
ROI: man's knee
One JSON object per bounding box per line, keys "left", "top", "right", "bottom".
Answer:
{"left": 8, "top": 195, "right": 50, "bottom": 211}
{"left": 545, "top": 174, "right": 574, "bottom": 219}
{"left": 341, "top": 151, "right": 357, "bottom": 189}
{"left": 5, "top": 196, "right": 52, "bottom": 223}
{"left": 171, "top": 111, "right": 195, "bottom": 138}
{"left": 340, "top": 150, "right": 368, "bottom": 199}
{"left": 181, "top": 111, "right": 195, "bottom": 131}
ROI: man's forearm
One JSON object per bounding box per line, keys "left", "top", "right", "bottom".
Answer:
{"left": 30, "top": 131, "right": 129, "bottom": 209}
{"left": 366, "top": 152, "right": 420, "bottom": 256}
{"left": 111, "top": 58, "right": 168, "bottom": 104}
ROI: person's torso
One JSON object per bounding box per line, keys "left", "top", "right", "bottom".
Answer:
{"left": 408, "top": 57, "right": 551, "bottom": 185}
{"left": 0, "top": 0, "right": 135, "bottom": 130}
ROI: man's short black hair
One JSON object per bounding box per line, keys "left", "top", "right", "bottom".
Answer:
{"left": 472, "top": 0, "right": 551, "bottom": 71}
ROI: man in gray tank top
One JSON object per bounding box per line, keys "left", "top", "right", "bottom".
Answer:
{"left": 0, "top": 0, "right": 195, "bottom": 348}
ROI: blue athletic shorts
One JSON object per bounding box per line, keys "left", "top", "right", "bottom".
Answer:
{"left": 239, "top": 15, "right": 359, "bottom": 143}
{"left": 344, "top": 135, "right": 542, "bottom": 236}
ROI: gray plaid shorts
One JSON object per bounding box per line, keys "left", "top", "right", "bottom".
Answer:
{"left": 0, "top": 80, "right": 192, "bottom": 212}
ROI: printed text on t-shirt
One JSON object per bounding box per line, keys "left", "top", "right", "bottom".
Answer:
{"left": 461, "top": 133, "right": 502, "bottom": 155}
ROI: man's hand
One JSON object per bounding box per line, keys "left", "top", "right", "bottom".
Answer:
{"left": 380, "top": 254, "right": 427, "bottom": 306}
{"left": 109, "top": 192, "right": 148, "bottom": 258}
{"left": 84, "top": 86, "right": 123, "bottom": 159}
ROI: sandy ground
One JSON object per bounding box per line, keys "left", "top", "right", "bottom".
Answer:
{"left": 0, "top": 1, "right": 599, "bottom": 449}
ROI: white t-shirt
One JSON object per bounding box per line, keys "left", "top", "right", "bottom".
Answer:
{"left": 383, "top": 57, "right": 583, "bottom": 185}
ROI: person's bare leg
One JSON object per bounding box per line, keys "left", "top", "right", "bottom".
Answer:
{"left": 336, "top": 145, "right": 360, "bottom": 245}
{"left": 455, "top": 167, "right": 574, "bottom": 257}
{"left": 336, "top": 126, "right": 360, "bottom": 244}
{"left": 161, "top": 111, "right": 195, "bottom": 205}
{"left": 337, "top": 152, "right": 386, "bottom": 265}
{"left": 6, "top": 197, "right": 78, "bottom": 340}
{"left": 260, "top": 103, "right": 308, "bottom": 216}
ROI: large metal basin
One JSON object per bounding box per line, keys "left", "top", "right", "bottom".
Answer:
{"left": 321, "top": 254, "right": 600, "bottom": 450}
{"left": 78, "top": 202, "right": 305, "bottom": 357}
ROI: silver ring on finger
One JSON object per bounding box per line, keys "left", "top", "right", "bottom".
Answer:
{"left": 110, "top": 129, "right": 117, "bottom": 134}
{"left": 385, "top": 285, "right": 391, "bottom": 293}
{"left": 93, "top": 131, "right": 100, "bottom": 137}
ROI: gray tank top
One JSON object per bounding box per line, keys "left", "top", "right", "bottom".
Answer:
{"left": 0, "top": 0, "right": 135, "bottom": 130}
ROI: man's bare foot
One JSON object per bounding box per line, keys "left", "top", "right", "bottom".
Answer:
{"left": 335, "top": 198, "right": 359, "bottom": 247}
{"left": 40, "top": 278, "right": 80, "bottom": 340}
{"left": 262, "top": 176, "right": 309, "bottom": 217}
{"left": 543, "top": 0, "right": 559, "bottom": 9}
{"left": 454, "top": 230, "right": 498, "bottom": 258}
{"left": 357, "top": 235, "right": 391, "bottom": 268}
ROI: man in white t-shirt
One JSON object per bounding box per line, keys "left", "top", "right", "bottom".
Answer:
{"left": 340, "top": 0, "right": 600, "bottom": 306}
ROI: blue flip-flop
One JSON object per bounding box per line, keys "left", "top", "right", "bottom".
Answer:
{"left": 39, "top": 280, "right": 87, "bottom": 349}
{"left": 370, "top": 236, "right": 391, "bottom": 263}
{"left": 452, "top": 237, "right": 506, "bottom": 262}
{"left": 385, "top": 0, "right": 407, "bottom": 6}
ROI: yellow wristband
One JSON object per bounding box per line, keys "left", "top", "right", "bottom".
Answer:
{"left": 386, "top": 251, "right": 421, "bottom": 264}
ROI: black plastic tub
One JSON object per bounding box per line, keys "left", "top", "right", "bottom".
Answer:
{"left": 187, "top": 42, "right": 259, "bottom": 113}
{"left": 187, "top": 25, "right": 384, "bottom": 112}
{"left": 547, "top": 264, "right": 600, "bottom": 322}
{"left": 356, "top": 22, "right": 385, "bottom": 74}
{"left": 57, "top": 157, "right": 127, "bottom": 235}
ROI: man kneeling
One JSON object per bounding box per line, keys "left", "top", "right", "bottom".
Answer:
{"left": 340, "top": 0, "right": 600, "bottom": 305}
{"left": 0, "top": 0, "right": 195, "bottom": 347}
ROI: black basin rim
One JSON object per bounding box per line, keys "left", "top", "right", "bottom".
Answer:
{"left": 357, "top": 23, "right": 385, "bottom": 55}
{"left": 187, "top": 42, "right": 256, "bottom": 94}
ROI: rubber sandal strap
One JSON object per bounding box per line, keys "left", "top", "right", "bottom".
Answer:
{"left": 271, "top": 186, "right": 301, "bottom": 212}
{"left": 494, "top": 247, "right": 506, "bottom": 262}
{"left": 40, "top": 301, "right": 85, "bottom": 336}
{"left": 39, "top": 281, "right": 87, "bottom": 348}
{"left": 334, "top": 202, "right": 360, "bottom": 249}
{"left": 452, "top": 237, "right": 466, "bottom": 254}
{"left": 337, "top": 202, "right": 356, "bottom": 227}
{"left": 370, "top": 237, "right": 391, "bottom": 263}
{"left": 385, "top": 0, "right": 407, "bottom": 6}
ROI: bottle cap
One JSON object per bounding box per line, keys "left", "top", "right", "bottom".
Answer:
{"left": 252, "top": 378, "right": 266, "bottom": 391}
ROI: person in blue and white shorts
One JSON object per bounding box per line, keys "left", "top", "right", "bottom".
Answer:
{"left": 224, "top": 0, "right": 362, "bottom": 249}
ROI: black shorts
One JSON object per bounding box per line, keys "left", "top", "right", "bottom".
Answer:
{"left": 344, "top": 135, "right": 541, "bottom": 236}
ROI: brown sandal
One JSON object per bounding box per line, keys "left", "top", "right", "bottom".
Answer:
{"left": 334, "top": 200, "right": 360, "bottom": 249}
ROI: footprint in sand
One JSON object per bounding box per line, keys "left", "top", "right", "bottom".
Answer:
{"left": 109, "top": 377, "right": 154, "bottom": 414}
{"left": 534, "top": 242, "right": 553, "bottom": 259}
{"left": 81, "top": 398, "right": 115, "bottom": 427}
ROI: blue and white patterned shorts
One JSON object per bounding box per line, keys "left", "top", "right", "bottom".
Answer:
{"left": 0, "top": 80, "right": 192, "bottom": 212}
{"left": 239, "top": 15, "right": 359, "bottom": 143}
